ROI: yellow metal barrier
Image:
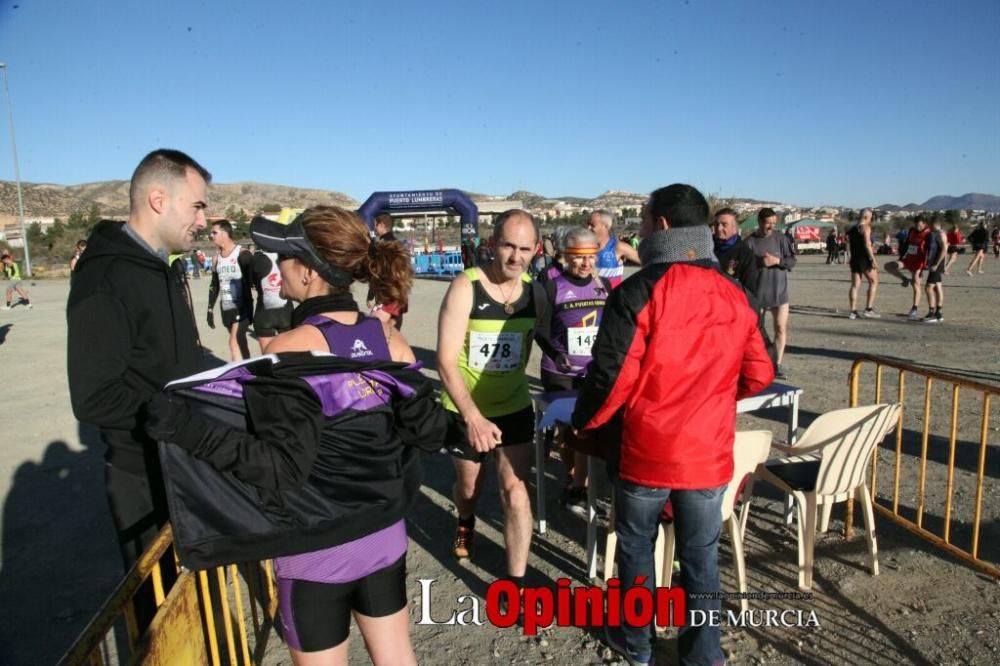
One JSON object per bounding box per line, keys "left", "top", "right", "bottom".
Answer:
{"left": 60, "top": 524, "right": 278, "bottom": 666}
{"left": 849, "top": 354, "right": 999, "bottom": 579}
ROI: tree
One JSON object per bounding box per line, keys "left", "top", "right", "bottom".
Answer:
{"left": 27, "top": 221, "right": 44, "bottom": 247}
{"left": 46, "top": 219, "right": 66, "bottom": 243}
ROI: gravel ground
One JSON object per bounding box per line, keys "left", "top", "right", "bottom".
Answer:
{"left": 1, "top": 254, "right": 998, "bottom": 665}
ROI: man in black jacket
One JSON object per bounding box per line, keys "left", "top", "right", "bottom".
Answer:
{"left": 67, "top": 148, "right": 211, "bottom": 569}
{"left": 711, "top": 207, "right": 758, "bottom": 296}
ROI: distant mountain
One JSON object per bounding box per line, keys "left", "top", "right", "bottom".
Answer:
{"left": 5, "top": 179, "right": 998, "bottom": 218}
{"left": 0, "top": 180, "right": 357, "bottom": 218}
{"left": 877, "top": 193, "right": 1000, "bottom": 213}
{"left": 920, "top": 193, "right": 1000, "bottom": 212}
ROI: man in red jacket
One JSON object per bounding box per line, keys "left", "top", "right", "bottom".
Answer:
{"left": 571, "top": 183, "right": 773, "bottom": 666}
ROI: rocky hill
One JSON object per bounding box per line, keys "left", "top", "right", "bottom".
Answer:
{"left": 4, "top": 179, "right": 998, "bottom": 218}
{"left": 0, "top": 180, "right": 357, "bottom": 217}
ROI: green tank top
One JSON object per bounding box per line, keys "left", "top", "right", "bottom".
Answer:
{"left": 441, "top": 267, "right": 537, "bottom": 418}
{"left": 4, "top": 260, "right": 21, "bottom": 280}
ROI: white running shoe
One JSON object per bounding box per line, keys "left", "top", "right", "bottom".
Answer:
{"left": 862, "top": 309, "right": 881, "bottom": 319}
{"left": 907, "top": 307, "right": 920, "bottom": 319}
{"left": 849, "top": 311, "right": 859, "bottom": 320}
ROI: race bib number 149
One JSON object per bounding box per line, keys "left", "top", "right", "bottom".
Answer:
{"left": 469, "top": 331, "right": 522, "bottom": 371}
{"left": 567, "top": 325, "right": 599, "bottom": 357}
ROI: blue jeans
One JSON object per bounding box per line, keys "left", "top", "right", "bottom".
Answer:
{"left": 611, "top": 480, "right": 726, "bottom": 666}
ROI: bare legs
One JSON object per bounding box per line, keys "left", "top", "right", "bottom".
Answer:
{"left": 452, "top": 443, "right": 533, "bottom": 577}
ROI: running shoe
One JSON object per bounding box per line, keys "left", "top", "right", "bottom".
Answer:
{"left": 453, "top": 523, "right": 474, "bottom": 559}
{"left": 966, "top": 270, "right": 973, "bottom": 276}
{"left": 561, "top": 486, "right": 589, "bottom": 519}
{"left": 907, "top": 307, "right": 920, "bottom": 319}
{"left": 935, "top": 312, "right": 943, "bottom": 323}
{"left": 0, "top": 305, "right": 9, "bottom": 311}
{"left": 775, "top": 364, "right": 787, "bottom": 379}
{"left": 848, "top": 311, "right": 859, "bottom": 320}
{"left": 921, "top": 312, "right": 938, "bottom": 323}
{"left": 901, "top": 277, "right": 910, "bottom": 287}
{"left": 862, "top": 309, "right": 881, "bottom": 319}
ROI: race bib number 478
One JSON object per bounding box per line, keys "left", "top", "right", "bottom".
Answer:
{"left": 469, "top": 331, "right": 522, "bottom": 372}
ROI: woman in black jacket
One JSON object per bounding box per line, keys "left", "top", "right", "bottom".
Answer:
{"left": 147, "top": 206, "right": 442, "bottom": 665}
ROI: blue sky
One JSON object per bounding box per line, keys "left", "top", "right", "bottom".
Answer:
{"left": 0, "top": 0, "right": 997, "bottom": 208}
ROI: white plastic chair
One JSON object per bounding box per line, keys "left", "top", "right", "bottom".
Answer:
{"left": 604, "top": 431, "right": 774, "bottom": 613}
{"left": 756, "top": 403, "right": 901, "bottom": 590}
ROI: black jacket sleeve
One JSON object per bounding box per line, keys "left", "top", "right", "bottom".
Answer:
{"left": 736, "top": 243, "right": 760, "bottom": 296}
{"left": 532, "top": 280, "right": 561, "bottom": 361}
{"left": 570, "top": 269, "right": 654, "bottom": 431}
{"left": 68, "top": 290, "right": 152, "bottom": 430}
{"left": 239, "top": 250, "right": 255, "bottom": 312}
{"left": 392, "top": 367, "right": 449, "bottom": 452}
{"left": 208, "top": 264, "right": 220, "bottom": 310}
{"left": 176, "top": 378, "right": 325, "bottom": 491}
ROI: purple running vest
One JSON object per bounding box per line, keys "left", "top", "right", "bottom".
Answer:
{"left": 540, "top": 274, "right": 608, "bottom": 377}
{"left": 273, "top": 314, "right": 406, "bottom": 584}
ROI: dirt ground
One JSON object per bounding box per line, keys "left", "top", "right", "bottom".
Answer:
{"left": 1, "top": 254, "right": 998, "bottom": 665}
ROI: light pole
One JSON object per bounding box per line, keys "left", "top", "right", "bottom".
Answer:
{"left": 0, "top": 63, "right": 30, "bottom": 277}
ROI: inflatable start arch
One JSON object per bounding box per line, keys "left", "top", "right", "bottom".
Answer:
{"left": 357, "top": 189, "right": 479, "bottom": 267}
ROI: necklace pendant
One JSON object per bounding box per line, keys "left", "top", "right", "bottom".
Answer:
{"left": 504, "top": 302, "right": 514, "bottom": 315}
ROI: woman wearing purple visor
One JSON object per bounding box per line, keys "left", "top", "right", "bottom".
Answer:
{"left": 145, "top": 206, "right": 443, "bottom": 665}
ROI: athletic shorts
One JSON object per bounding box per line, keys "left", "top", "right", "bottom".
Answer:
{"left": 541, "top": 369, "right": 585, "bottom": 393}
{"left": 446, "top": 404, "right": 535, "bottom": 462}
{"left": 849, "top": 257, "right": 874, "bottom": 275}
{"left": 253, "top": 306, "right": 292, "bottom": 337}
{"left": 7, "top": 280, "right": 24, "bottom": 291}
{"left": 925, "top": 269, "right": 943, "bottom": 285}
{"left": 946, "top": 246, "right": 959, "bottom": 255}
{"left": 277, "top": 555, "right": 407, "bottom": 653}
{"left": 221, "top": 308, "right": 252, "bottom": 330}
{"left": 972, "top": 243, "right": 986, "bottom": 253}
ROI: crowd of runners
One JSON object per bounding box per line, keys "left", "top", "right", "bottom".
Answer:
{"left": 2, "top": 145, "right": 983, "bottom": 665}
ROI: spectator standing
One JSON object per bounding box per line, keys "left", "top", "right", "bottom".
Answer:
{"left": 66, "top": 149, "right": 210, "bottom": 612}
{"left": 571, "top": 184, "right": 773, "bottom": 666}
{"left": 745, "top": 207, "right": 796, "bottom": 378}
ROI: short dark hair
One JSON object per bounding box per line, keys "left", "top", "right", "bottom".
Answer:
{"left": 914, "top": 214, "right": 927, "bottom": 224}
{"left": 758, "top": 207, "right": 777, "bottom": 222}
{"left": 492, "top": 209, "right": 539, "bottom": 243}
{"left": 129, "top": 149, "right": 211, "bottom": 210}
{"left": 374, "top": 212, "right": 393, "bottom": 228}
{"left": 212, "top": 220, "right": 234, "bottom": 237}
{"left": 713, "top": 207, "right": 738, "bottom": 222}
{"left": 647, "top": 184, "right": 709, "bottom": 228}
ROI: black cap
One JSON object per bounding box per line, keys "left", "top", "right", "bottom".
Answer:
{"left": 250, "top": 215, "right": 353, "bottom": 288}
